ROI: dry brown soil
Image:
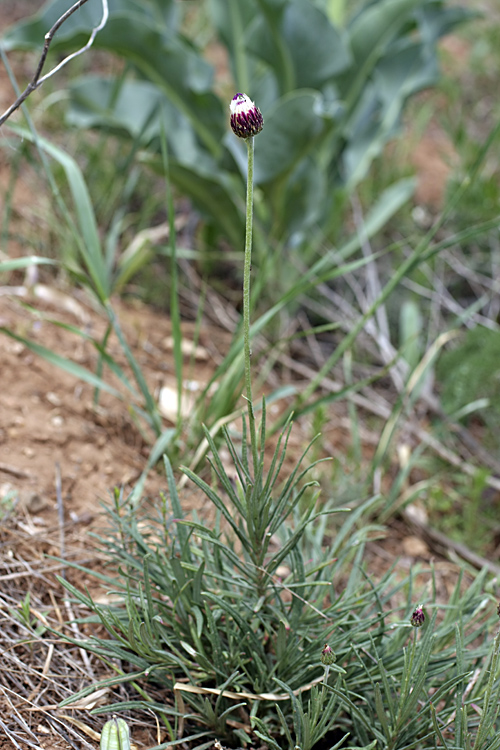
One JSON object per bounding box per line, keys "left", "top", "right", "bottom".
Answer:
{"left": 0, "top": 290, "right": 232, "bottom": 525}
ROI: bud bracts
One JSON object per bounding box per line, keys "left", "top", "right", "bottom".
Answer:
{"left": 230, "top": 93, "right": 264, "bottom": 139}
{"left": 321, "top": 643, "right": 336, "bottom": 666}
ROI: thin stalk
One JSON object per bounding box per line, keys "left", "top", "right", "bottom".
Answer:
{"left": 254, "top": 0, "right": 295, "bottom": 93}
{"left": 93, "top": 322, "right": 112, "bottom": 405}
{"left": 398, "top": 629, "right": 418, "bottom": 719}
{"left": 1, "top": 145, "right": 22, "bottom": 251}
{"left": 387, "top": 629, "right": 419, "bottom": 750}
{"left": 229, "top": 1, "right": 249, "bottom": 94}
{"left": 243, "top": 137, "right": 259, "bottom": 471}
{"left": 161, "top": 122, "right": 183, "bottom": 438}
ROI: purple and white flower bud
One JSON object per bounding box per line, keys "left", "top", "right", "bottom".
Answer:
{"left": 410, "top": 605, "right": 425, "bottom": 628}
{"left": 230, "top": 93, "right": 264, "bottom": 139}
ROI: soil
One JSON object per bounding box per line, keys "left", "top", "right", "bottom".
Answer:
{"left": 0, "top": 289, "right": 233, "bottom": 524}
{"left": 0, "top": 4, "right": 487, "bottom": 749}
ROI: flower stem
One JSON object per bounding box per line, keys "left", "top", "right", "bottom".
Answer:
{"left": 243, "top": 137, "right": 258, "bottom": 471}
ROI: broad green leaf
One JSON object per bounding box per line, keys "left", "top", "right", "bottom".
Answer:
{"left": 280, "top": 156, "right": 327, "bottom": 244}
{"left": 208, "top": 0, "right": 258, "bottom": 92}
{"left": 254, "top": 91, "right": 324, "bottom": 184}
{"left": 209, "top": 0, "right": 258, "bottom": 47}
{"left": 91, "top": 15, "right": 222, "bottom": 155}
{"left": 68, "top": 75, "right": 210, "bottom": 171}
{"left": 326, "top": 0, "right": 346, "bottom": 26}
{"left": 2, "top": 0, "right": 108, "bottom": 50}
{"left": 283, "top": 0, "right": 351, "bottom": 88}
{"left": 374, "top": 39, "right": 439, "bottom": 105}
{"left": 415, "top": 4, "right": 476, "bottom": 44}
{"left": 347, "top": 0, "right": 421, "bottom": 66}
{"left": 168, "top": 164, "right": 244, "bottom": 251}
{"left": 2, "top": 0, "right": 472, "bottom": 256}
{"left": 67, "top": 76, "right": 166, "bottom": 143}
{"left": 342, "top": 33, "right": 440, "bottom": 185}
{"left": 248, "top": 0, "right": 350, "bottom": 92}
{"left": 257, "top": 0, "right": 288, "bottom": 11}
{"left": 3, "top": 2, "right": 222, "bottom": 157}
{"left": 1, "top": 0, "right": 178, "bottom": 50}
{"left": 247, "top": 0, "right": 294, "bottom": 93}
{"left": 69, "top": 76, "right": 244, "bottom": 249}
{"left": 342, "top": 38, "right": 433, "bottom": 189}
{"left": 249, "top": 68, "right": 281, "bottom": 115}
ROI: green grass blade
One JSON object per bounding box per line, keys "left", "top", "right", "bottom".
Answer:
{"left": 16, "top": 311, "right": 140, "bottom": 399}
{"left": 0, "top": 256, "right": 56, "bottom": 272}
{"left": 8, "top": 124, "right": 110, "bottom": 303}
{"left": 129, "top": 429, "right": 176, "bottom": 505}
{"left": 0, "top": 327, "right": 123, "bottom": 399}
{"left": 105, "top": 302, "right": 162, "bottom": 435}
{"left": 160, "top": 121, "right": 183, "bottom": 435}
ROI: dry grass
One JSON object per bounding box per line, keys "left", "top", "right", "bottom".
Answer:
{"left": 0, "top": 511, "right": 167, "bottom": 750}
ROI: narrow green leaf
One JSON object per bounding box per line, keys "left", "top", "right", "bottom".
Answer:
{"left": 0, "top": 328, "right": 123, "bottom": 398}
{"left": 130, "top": 429, "right": 176, "bottom": 505}
{"left": 0, "top": 256, "right": 56, "bottom": 272}
{"left": 8, "top": 124, "right": 109, "bottom": 302}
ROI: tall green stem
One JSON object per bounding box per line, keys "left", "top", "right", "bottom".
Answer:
{"left": 243, "top": 137, "right": 259, "bottom": 471}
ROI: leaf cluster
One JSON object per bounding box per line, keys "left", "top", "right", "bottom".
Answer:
{"left": 56, "top": 416, "right": 500, "bottom": 749}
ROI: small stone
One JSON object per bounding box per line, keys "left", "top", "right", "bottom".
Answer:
{"left": 46, "top": 392, "right": 62, "bottom": 407}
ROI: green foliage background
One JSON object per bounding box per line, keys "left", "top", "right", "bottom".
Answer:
{"left": 2, "top": 0, "right": 472, "bottom": 256}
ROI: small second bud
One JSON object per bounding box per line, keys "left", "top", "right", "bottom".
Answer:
{"left": 321, "top": 643, "right": 336, "bottom": 666}
{"left": 410, "top": 605, "right": 425, "bottom": 628}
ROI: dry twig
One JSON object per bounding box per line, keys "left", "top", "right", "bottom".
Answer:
{"left": 403, "top": 506, "right": 500, "bottom": 577}
{"left": 0, "top": 0, "right": 109, "bottom": 127}
{"left": 0, "top": 461, "right": 33, "bottom": 479}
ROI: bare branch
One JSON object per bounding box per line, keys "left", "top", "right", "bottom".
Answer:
{"left": 0, "top": 0, "right": 109, "bottom": 127}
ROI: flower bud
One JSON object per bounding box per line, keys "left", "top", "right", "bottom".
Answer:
{"left": 410, "top": 605, "right": 425, "bottom": 628}
{"left": 321, "top": 643, "right": 336, "bottom": 666}
{"left": 230, "top": 93, "right": 264, "bottom": 139}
